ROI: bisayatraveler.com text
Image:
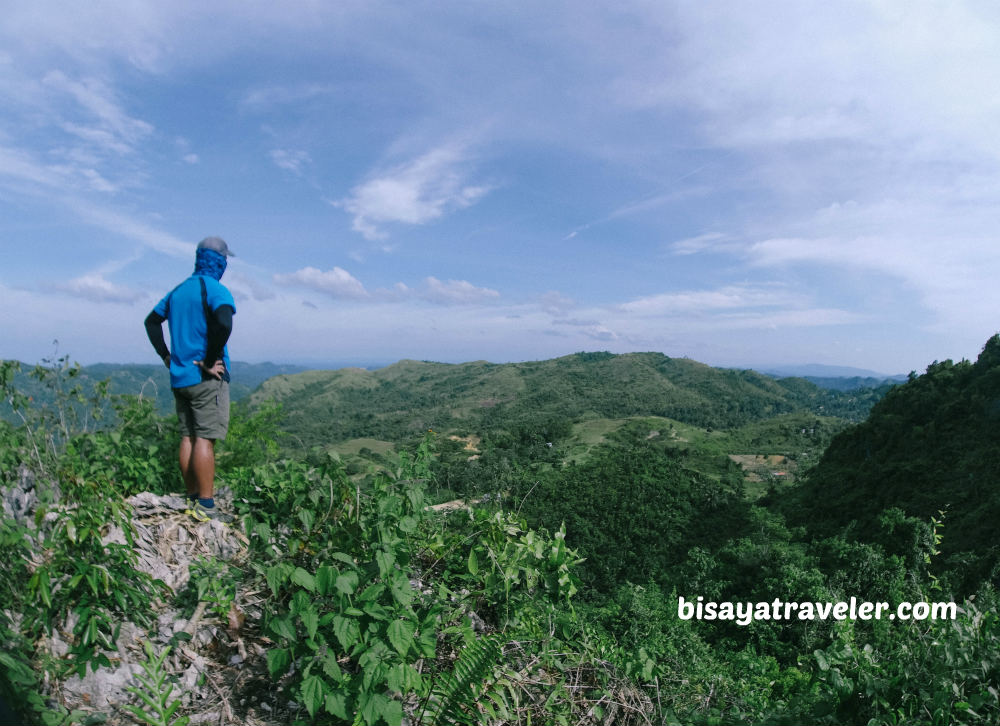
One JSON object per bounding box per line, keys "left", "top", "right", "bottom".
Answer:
{"left": 678, "top": 596, "right": 957, "bottom": 627}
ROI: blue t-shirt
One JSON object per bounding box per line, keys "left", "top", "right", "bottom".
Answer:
{"left": 153, "top": 275, "right": 236, "bottom": 389}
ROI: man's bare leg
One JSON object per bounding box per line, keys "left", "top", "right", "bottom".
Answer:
{"left": 179, "top": 436, "right": 197, "bottom": 497}
{"left": 179, "top": 436, "right": 216, "bottom": 499}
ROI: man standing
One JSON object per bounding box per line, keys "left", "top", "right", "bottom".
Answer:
{"left": 145, "top": 237, "right": 236, "bottom": 521}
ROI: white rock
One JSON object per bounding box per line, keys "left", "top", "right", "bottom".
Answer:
{"left": 63, "top": 663, "right": 142, "bottom": 710}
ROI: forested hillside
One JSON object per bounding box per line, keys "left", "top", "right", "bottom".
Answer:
{"left": 782, "top": 334, "right": 1000, "bottom": 592}
{"left": 253, "top": 352, "right": 882, "bottom": 448}
{"left": 2, "top": 344, "right": 998, "bottom": 726}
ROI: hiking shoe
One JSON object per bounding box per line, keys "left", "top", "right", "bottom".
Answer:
{"left": 187, "top": 503, "right": 234, "bottom": 524}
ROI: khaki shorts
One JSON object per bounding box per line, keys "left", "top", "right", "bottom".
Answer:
{"left": 174, "top": 379, "right": 230, "bottom": 440}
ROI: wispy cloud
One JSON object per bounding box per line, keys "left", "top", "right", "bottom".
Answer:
{"left": 420, "top": 277, "right": 499, "bottom": 305}
{"left": 671, "top": 232, "right": 735, "bottom": 256}
{"left": 274, "top": 266, "right": 370, "bottom": 300}
{"left": 619, "top": 284, "right": 801, "bottom": 316}
{"left": 67, "top": 201, "right": 192, "bottom": 258}
{"left": 273, "top": 266, "right": 500, "bottom": 307}
{"left": 269, "top": 149, "right": 312, "bottom": 175}
{"left": 43, "top": 71, "right": 153, "bottom": 153}
{"left": 337, "top": 144, "right": 490, "bottom": 240}
{"left": 226, "top": 271, "right": 275, "bottom": 302}
{"left": 53, "top": 274, "right": 145, "bottom": 304}
{"left": 240, "top": 83, "right": 336, "bottom": 111}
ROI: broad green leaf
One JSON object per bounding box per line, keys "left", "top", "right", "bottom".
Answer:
{"left": 389, "top": 572, "right": 413, "bottom": 607}
{"left": 362, "top": 660, "right": 387, "bottom": 693}
{"left": 363, "top": 601, "right": 389, "bottom": 621}
{"left": 325, "top": 690, "right": 348, "bottom": 719}
{"left": 332, "top": 615, "right": 360, "bottom": 651}
{"left": 386, "top": 663, "right": 406, "bottom": 694}
{"left": 266, "top": 563, "right": 291, "bottom": 597}
{"left": 376, "top": 549, "right": 396, "bottom": 578}
{"left": 381, "top": 699, "right": 403, "bottom": 726}
{"left": 641, "top": 657, "right": 655, "bottom": 681}
{"left": 266, "top": 648, "right": 291, "bottom": 678}
{"left": 269, "top": 616, "right": 297, "bottom": 642}
{"left": 417, "top": 628, "right": 437, "bottom": 658}
{"left": 362, "top": 692, "right": 389, "bottom": 726}
{"left": 335, "top": 570, "right": 359, "bottom": 596}
{"left": 297, "top": 508, "right": 315, "bottom": 533}
{"left": 398, "top": 515, "right": 417, "bottom": 533}
{"left": 387, "top": 619, "right": 415, "bottom": 657}
{"left": 359, "top": 583, "right": 386, "bottom": 603}
{"left": 330, "top": 552, "right": 356, "bottom": 567}
{"left": 291, "top": 590, "right": 310, "bottom": 616}
{"left": 322, "top": 651, "right": 343, "bottom": 682}
{"left": 467, "top": 548, "right": 479, "bottom": 576}
{"left": 291, "top": 567, "right": 316, "bottom": 592}
{"left": 815, "top": 650, "right": 829, "bottom": 672}
{"left": 405, "top": 487, "right": 424, "bottom": 512}
{"left": 300, "top": 674, "right": 325, "bottom": 718}
{"left": 316, "top": 565, "right": 338, "bottom": 596}
{"left": 300, "top": 607, "right": 319, "bottom": 640}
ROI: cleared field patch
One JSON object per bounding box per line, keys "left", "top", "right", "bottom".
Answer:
{"left": 571, "top": 418, "right": 626, "bottom": 445}
{"left": 561, "top": 418, "right": 626, "bottom": 464}
{"left": 728, "top": 454, "right": 799, "bottom": 499}
{"left": 332, "top": 438, "right": 397, "bottom": 457}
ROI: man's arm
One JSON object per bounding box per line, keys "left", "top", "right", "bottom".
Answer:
{"left": 203, "top": 304, "right": 234, "bottom": 369}
{"left": 144, "top": 311, "right": 170, "bottom": 367}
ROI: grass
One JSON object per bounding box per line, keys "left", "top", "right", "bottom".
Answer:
{"left": 332, "top": 438, "right": 397, "bottom": 456}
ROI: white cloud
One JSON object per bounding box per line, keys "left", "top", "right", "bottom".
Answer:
{"left": 538, "top": 291, "right": 576, "bottom": 316}
{"left": 274, "top": 266, "right": 369, "bottom": 300}
{"left": 420, "top": 277, "right": 499, "bottom": 305}
{"left": 43, "top": 71, "right": 153, "bottom": 152}
{"left": 53, "top": 274, "right": 145, "bottom": 304}
{"left": 67, "top": 201, "right": 193, "bottom": 258}
{"left": 269, "top": 149, "right": 312, "bottom": 175}
{"left": 0, "top": 144, "right": 69, "bottom": 189}
{"left": 337, "top": 144, "right": 490, "bottom": 240}
{"left": 619, "top": 285, "right": 801, "bottom": 316}
{"left": 616, "top": 3, "right": 1000, "bottom": 156}
{"left": 241, "top": 83, "right": 336, "bottom": 111}
{"left": 671, "top": 232, "right": 733, "bottom": 256}
{"left": 183, "top": 153, "right": 199, "bottom": 164}
{"left": 226, "top": 271, "right": 275, "bottom": 302}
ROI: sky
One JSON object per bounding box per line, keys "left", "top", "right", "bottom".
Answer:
{"left": 3, "top": 1, "right": 1000, "bottom": 375}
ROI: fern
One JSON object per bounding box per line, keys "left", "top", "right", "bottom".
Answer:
{"left": 121, "top": 642, "right": 189, "bottom": 726}
{"left": 421, "top": 634, "right": 504, "bottom": 725}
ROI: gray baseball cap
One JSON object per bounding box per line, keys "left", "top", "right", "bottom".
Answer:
{"left": 197, "top": 236, "right": 236, "bottom": 257}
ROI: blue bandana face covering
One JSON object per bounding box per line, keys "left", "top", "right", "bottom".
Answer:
{"left": 194, "top": 248, "right": 227, "bottom": 280}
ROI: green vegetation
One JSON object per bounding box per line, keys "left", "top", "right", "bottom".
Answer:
{"left": 0, "top": 358, "right": 307, "bottom": 423}
{"left": 253, "top": 352, "right": 882, "bottom": 451}
{"left": 2, "top": 343, "right": 998, "bottom": 725}
{"left": 782, "top": 334, "right": 1000, "bottom": 593}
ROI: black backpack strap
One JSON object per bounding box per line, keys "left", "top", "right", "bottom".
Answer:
{"left": 200, "top": 277, "right": 231, "bottom": 383}
{"left": 200, "top": 277, "right": 209, "bottom": 319}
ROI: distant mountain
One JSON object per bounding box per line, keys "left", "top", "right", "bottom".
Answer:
{"left": 0, "top": 361, "right": 309, "bottom": 422}
{"left": 251, "top": 351, "right": 885, "bottom": 448}
{"left": 755, "top": 365, "right": 907, "bottom": 392}
{"left": 760, "top": 363, "right": 899, "bottom": 378}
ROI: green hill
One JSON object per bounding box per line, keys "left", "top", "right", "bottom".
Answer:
{"left": 252, "top": 351, "right": 876, "bottom": 449}
{"left": 782, "top": 334, "right": 1000, "bottom": 591}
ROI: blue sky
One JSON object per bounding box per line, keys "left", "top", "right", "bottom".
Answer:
{"left": 3, "top": 1, "right": 1000, "bottom": 374}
